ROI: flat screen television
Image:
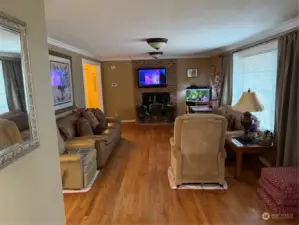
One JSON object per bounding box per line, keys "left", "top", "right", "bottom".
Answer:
{"left": 186, "top": 88, "right": 211, "bottom": 103}
{"left": 138, "top": 68, "right": 167, "bottom": 88}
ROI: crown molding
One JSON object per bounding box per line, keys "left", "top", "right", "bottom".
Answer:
{"left": 101, "top": 54, "right": 210, "bottom": 61}
{"left": 222, "top": 17, "right": 299, "bottom": 53}
{"left": 47, "top": 37, "right": 98, "bottom": 59}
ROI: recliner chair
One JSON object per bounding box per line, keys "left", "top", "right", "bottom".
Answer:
{"left": 57, "top": 127, "right": 97, "bottom": 190}
{"left": 170, "top": 114, "right": 227, "bottom": 186}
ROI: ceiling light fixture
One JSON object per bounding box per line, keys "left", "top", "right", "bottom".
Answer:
{"left": 146, "top": 38, "right": 168, "bottom": 50}
{"left": 149, "top": 51, "right": 163, "bottom": 59}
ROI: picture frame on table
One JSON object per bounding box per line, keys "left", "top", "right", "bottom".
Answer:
{"left": 187, "top": 68, "right": 198, "bottom": 78}
{"left": 49, "top": 51, "right": 75, "bottom": 114}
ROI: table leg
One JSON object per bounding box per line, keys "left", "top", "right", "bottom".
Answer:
{"left": 236, "top": 152, "right": 243, "bottom": 179}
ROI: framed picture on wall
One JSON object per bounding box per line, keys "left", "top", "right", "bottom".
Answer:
{"left": 187, "top": 68, "right": 198, "bottom": 78}
{"left": 49, "top": 51, "right": 75, "bottom": 113}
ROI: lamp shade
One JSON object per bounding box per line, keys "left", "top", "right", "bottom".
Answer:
{"left": 233, "top": 90, "right": 264, "bottom": 112}
{"left": 147, "top": 38, "right": 168, "bottom": 50}
{"left": 149, "top": 51, "right": 163, "bottom": 59}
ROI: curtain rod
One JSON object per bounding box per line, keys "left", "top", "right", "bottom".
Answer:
{"left": 232, "top": 28, "right": 299, "bottom": 54}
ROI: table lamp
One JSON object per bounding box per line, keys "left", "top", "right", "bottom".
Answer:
{"left": 233, "top": 89, "right": 263, "bottom": 141}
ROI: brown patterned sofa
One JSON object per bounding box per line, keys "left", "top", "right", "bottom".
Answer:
{"left": 56, "top": 110, "right": 122, "bottom": 168}
{"left": 212, "top": 105, "right": 245, "bottom": 137}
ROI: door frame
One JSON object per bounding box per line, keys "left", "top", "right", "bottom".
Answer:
{"left": 82, "top": 59, "right": 104, "bottom": 112}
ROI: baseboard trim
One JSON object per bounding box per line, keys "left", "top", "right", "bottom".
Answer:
{"left": 121, "top": 120, "right": 136, "bottom": 123}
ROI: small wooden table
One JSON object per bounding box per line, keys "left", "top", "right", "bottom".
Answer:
{"left": 225, "top": 137, "right": 276, "bottom": 179}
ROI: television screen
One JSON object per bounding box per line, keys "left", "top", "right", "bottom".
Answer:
{"left": 138, "top": 68, "right": 167, "bottom": 88}
{"left": 186, "top": 88, "right": 210, "bottom": 103}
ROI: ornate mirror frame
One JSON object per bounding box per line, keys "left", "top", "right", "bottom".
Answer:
{"left": 0, "top": 12, "right": 39, "bottom": 169}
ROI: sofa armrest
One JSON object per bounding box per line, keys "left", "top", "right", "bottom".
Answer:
{"left": 65, "top": 139, "right": 95, "bottom": 151}
{"left": 60, "top": 154, "right": 83, "bottom": 189}
{"left": 60, "top": 154, "right": 81, "bottom": 163}
{"left": 71, "top": 135, "right": 109, "bottom": 143}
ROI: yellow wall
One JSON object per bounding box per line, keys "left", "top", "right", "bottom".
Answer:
{"left": 102, "top": 61, "right": 135, "bottom": 120}
{"left": 84, "top": 64, "right": 100, "bottom": 109}
{"left": 0, "top": 0, "right": 65, "bottom": 224}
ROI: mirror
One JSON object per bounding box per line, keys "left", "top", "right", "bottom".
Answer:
{"left": 0, "top": 12, "right": 39, "bottom": 169}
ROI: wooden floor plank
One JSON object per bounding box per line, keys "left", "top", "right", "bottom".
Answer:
{"left": 64, "top": 123, "right": 297, "bottom": 225}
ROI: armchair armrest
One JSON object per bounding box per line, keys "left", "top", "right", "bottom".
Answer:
{"left": 170, "top": 137, "right": 182, "bottom": 160}
{"left": 65, "top": 139, "right": 95, "bottom": 151}
{"left": 60, "top": 154, "right": 81, "bottom": 163}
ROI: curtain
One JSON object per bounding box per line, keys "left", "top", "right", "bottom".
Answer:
{"left": 1, "top": 59, "right": 26, "bottom": 112}
{"left": 275, "top": 30, "right": 299, "bottom": 166}
{"left": 219, "top": 54, "right": 233, "bottom": 106}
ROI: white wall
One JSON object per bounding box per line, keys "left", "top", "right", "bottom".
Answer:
{"left": 0, "top": 1, "right": 65, "bottom": 225}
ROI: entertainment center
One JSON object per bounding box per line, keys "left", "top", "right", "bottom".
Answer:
{"left": 185, "top": 85, "right": 213, "bottom": 114}
{"left": 136, "top": 67, "right": 176, "bottom": 123}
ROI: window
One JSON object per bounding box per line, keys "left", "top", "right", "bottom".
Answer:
{"left": 232, "top": 41, "right": 278, "bottom": 131}
{"left": 0, "top": 61, "right": 9, "bottom": 114}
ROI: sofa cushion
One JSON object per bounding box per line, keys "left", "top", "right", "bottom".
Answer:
{"left": 91, "top": 108, "right": 107, "bottom": 129}
{"left": 77, "top": 117, "right": 94, "bottom": 136}
{"left": 57, "top": 113, "right": 80, "bottom": 139}
{"left": 82, "top": 109, "right": 100, "bottom": 131}
{"left": 234, "top": 117, "right": 243, "bottom": 130}
{"left": 94, "top": 124, "right": 104, "bottom": 135}
{"left": 0, "top": 110, "right": 29, "bottom": 131}
{"left": 57, "top": 127, "right": 65, "bottom": 155}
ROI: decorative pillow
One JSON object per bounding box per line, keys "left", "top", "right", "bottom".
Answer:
{"left": 224, "top": 114, "right": 235, "bottom": 131}
{"left": 94, "top": 124, "right": 104, "bottom": 135}
{"left": 91, "top": 108, "right": 108, "bottom": 129}
{"left": 82, "top": 109, "right": 100, "bottom": 131}
{"left": 235, "top": 116, "right": 244, "bottom": 130}
{"left": 77, "top": 117, "right": 93, "bottom": 136}
{"left": 57, "top": 119, "right": 76, "bottom": 140}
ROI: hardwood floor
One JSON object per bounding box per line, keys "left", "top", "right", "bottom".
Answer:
{"left": 64, "top": 123, "right": 297, "bottom": 225}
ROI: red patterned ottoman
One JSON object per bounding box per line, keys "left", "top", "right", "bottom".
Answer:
{"left": 258, "top": 167, "right": 299, "bottom": 215}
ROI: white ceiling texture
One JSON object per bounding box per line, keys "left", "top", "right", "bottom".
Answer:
{"left": 44, "top": 0, "right": 298, "bottom": 60}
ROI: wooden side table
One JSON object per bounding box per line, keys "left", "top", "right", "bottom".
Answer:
{"left": 225, "top": 137, "right": 276, "bottom": 179}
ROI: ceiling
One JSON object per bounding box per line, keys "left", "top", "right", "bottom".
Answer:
{"left": 0, "top": 28, "right": 21, "bottom": 53}
{"left": 44, "top": 0, "right": 298, "bottom": 60}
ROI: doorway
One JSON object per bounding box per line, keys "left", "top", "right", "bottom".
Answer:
{"left": 82, "top": 59, "right": 104, "bottom": 111}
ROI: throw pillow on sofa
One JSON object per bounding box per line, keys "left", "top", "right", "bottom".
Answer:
{"left": 94, "top": 124, "right": 104, "bottom": 135}
{"left": 224, "top": 114, "right": 235, "bottom": 131}
{"left": 91, "top": 108, "right": 108, "bottom": 129}
{"left": 82, "top": 109, "right": 100, "bottom": 131}
{"left": 77, "top": 117, "right": 93, "bottom": 136}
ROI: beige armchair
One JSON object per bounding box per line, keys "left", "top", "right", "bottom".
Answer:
{"left": 57, "top": 128, "right": 97, "bottom": 190}
{"left": 170, "top": 114, "right": 227, "bottom": 186}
